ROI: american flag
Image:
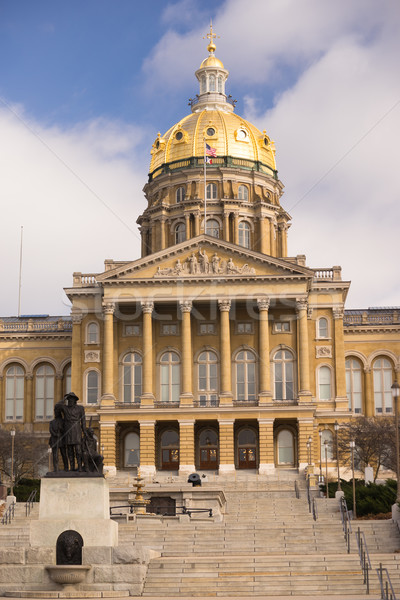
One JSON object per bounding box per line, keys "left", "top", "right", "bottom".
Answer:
{"left": 205, "top": 143, "right": 217, "bottom": 157}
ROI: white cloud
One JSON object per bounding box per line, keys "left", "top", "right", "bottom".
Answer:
{"left": 0, "top": 103, "right": 149, "bottom": 316}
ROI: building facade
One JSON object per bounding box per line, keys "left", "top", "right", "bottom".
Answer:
{"left": 1, "top": 33, "right": 399, "bottom": 477}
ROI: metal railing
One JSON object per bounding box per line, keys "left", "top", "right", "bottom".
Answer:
{"left": 355, "top": 527, "right": 371, "bottom": 594}
{"left": 339, "top": 495, "right": 352, "bottom": 553}
{"left": 311, "top": 497, "right": 318, "bottom": 521}
{"left": 305, "top": 476, "right": 317, "bottom": 520}
{"left": 110, "top": 504, "right": 213, "bottom": 518}
{"left": 377, "top": 563, "right": 397, "bottom": 600}
{"left": 1, "top": 501, "right": 15, "bottom": 525}
{"left": 294, "top": 480, "right": 300, "bottom": 499}
{"left": 25, "top": 490, "right": 38, "bottom": 517}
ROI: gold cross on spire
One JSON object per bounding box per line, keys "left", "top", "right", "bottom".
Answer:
{"left": 203, "top": 20, "right": 219, "bottom": 54}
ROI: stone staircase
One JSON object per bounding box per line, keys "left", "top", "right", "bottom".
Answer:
{"left": 0, "top": 502, "right": 38, "bottom": 547}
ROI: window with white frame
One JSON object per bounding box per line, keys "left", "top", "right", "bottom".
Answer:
{"left": 320, "top": 429, "right": 334, "bottom": 461}
{"left": 317, "top": 317, "right": 329, "bottom": 339}
{"left": 206, "top": 183, "right": 217, "bottom": 200}
{"left": 200, "top": 75, "right": 206, "bottom": 94}
{"left": 238, "top": 221, "right": 251, "bottom": 248}
{"left": 206, "top": 218, "right": 220, "bottom": 238}
{"left": 124, "top": 324, "right": 141, "bottom": 337}
{"left": 238, "top": 185, "right": 249, "bottom": 201}
{"left": 86, "top": 322, "right": 99, "bottom": 344}
{"left": 218, "top": 75, "right": 223, "bottom": 93}
{"left": 198, "top": 350, "right": 218, "bottom": 406}
{"left": 122, "top": 353, "right": 142, "bottom": 403}
{"left": 373, "top": 357, "right": 393, "bottom": 414}
{"left": 175, "top": 222, "right": 186, "bottom": 244}
{"left": 199, "top": 322, "right": 217, "bottom": 335}
{"left": 235, "top": 350, "right": 257, "bottom": 401}
{"left": 273, "top": 350, "right": 295, "bottom": 400}
{"left": 124, "top": 432, "right": 140, "bottom": 467}
{"left": 345, "top": 358, "right": 363, "bottom": 413}
{"left": 236, "top": 322, "right": 253, "bottom": 334}
{"left": 274, "top": 321, "right": 291, "bottom": 333}
{"left": 161, "top": 323, "right": 179, "bottom": 336}
{"left": 209, "top": 74, "right": 216, "bottom": 91}
{"left": 318, "top": 366, "right": 332, "bottom": 400}
{"left": 160, "top": 351, "right": 180, "bottom": 402}
{"left": 35, "top": 364, "right": 55, "bottom": 419}
{"left": 5, "top": 365, "right": 24, "bottom": 421}
{"left": 86, "top": 370, "right": 100, "bottom": 404}
{"left": 176, "top": 186, "right": 185, "bottom": 203}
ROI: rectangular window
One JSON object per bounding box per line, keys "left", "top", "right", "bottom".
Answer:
{"left": 236, "top": 322, "right": 253, "bottom": 334}
{"left": 199, "top": 322, "right": 217, "bottom": 335}
{"left": 274, "top": 321, "right": 291, "bottom": 333}
{"left": 124, "top": 324, "right": 141, "bottom": 336}
{"left": 161, "top": 323, "right": 179, "bottom": 336}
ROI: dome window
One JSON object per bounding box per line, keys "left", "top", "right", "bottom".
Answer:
{"left": 175, "top": 131, "right": 183, "bottom": 141}
{"left": 176, "top": 187, "right": 185, "bottom": 203}
{"left": 238, "top": 185, "right": 249, "bottom": 201}
{"left": 206, "top": 219, "right": 220, "bottom": 238}
{"left": 155, "top": 140, "right": 160, "bottom": 149}
{"left": 206, "top": 183, "right": 217, "bottom": 199}
{"left": 209, "top": 74, "right": 216, "bottom": 92}
{"left": 206, "top": 127, "right": 216, "bottom": 137}
{"left": 264, "top": 136, "right": 269, "bottom": 147}
{"left": 218, "top": 75, "right": 223, "bottom": 93}
{"left": 237, "top": 129, "right": 248, "bottom": 141}
{"left": 239, "top": 221, "right": 251, "bottom": 248}
{"left": 175, "top": 223, "right": 186, "bottom": 244}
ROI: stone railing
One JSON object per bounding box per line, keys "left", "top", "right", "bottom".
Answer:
{"left": 313, "top": 266, "right": 342, "bottom": 281}
{"left": 344, "top": 309, "right": 399, "bottom": 326}
{"left": 0, "top": 318, "right": 72, "bottom": 333}
{"left": 73, "top": 272, "right": 98, "bottom": 287}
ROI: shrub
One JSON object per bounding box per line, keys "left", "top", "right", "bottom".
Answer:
{"left": 12, "top": 478, "right": 40, "bottom": 502}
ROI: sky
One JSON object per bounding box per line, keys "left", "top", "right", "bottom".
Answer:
{"left": 0, "top": 0, "right": 399, "bottom": 316}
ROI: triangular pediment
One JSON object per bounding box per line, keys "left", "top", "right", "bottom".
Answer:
{"left": 96, "top": 236, "right": 314, "bottom": 284}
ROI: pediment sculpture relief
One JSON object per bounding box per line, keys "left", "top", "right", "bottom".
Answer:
{"left": 154, "top": 249, "right": 256, "bottom": 278}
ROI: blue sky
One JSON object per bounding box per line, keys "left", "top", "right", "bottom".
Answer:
{"left": 1, "top": 0, "right": 399, "bottom": 315}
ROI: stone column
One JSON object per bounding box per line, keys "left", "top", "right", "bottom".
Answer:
{"left": 364, "top": 367, "right": 374, "bottom": 416}
{"left": 296, "top": 299, "right": 311, "bottom": 401}
{"left": 102, "top": 302, "right": 115, "bottom": 406}
{"left": 139, "top": 421, "right": 156, "bottom": 477}
{"left": 55, "top": 374, "right": 63, "bottom": 404}
{"left": 218, "top": 300, "right": 232, "bottom": 405}
{"left": 71, "top": 312, "right": 83, "bottom": 396}
{"left": 141, "top": 301, "right": 154, "bottom": 407}
{"left": 258, "top": 418, "right": 274, "bottom": 474}
{"left": 278, "top": 223, "right": 288, "bottom": 257}
{"left": 257, "top": 298, "right": 272, "bottom": 404}
{"left": 194, "top": 212, "right": 200, "bottom": 237}
{"left": 100, "top": 420, "right": 117, "bottom": 477}
{"left": 26, "top": 374, "right": 33, "bottom": 423}
{"left": 185, "top": 213, "right": 190, "bottom": 241}
{"left": 298, "top": 419, "right": 314, "bottom": 472}
{"left": 179, "top": 420, "right": 196, "bottom": 475}
{"left": 160, "top": 217, "right": 166, "bottom": 250}
{"left": 233, "top": 213, "right": 239, "bottom": 245}
{"left": 223, "top": 212, "right": 230, "bottom": 242}
{"left": 259, "top": 217, "right": 270, "bottom": 255}
{"left": 219, "top": 420, "right": 235, "bottom": 474}
{"left": 333, "top": 307, "right": 348, "bottom": 411}
{"left": 179, "top": 300, "right": 193, "bottom": 406}
{"left": 270, "top": 220, "right": 276, "bottom": 256}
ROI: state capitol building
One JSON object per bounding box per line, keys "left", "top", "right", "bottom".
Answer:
{"left": 1, "top": 32, "right": 399, "bottom": 478}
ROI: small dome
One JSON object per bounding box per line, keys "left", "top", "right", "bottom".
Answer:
{"left": 200, "top": 55, "right": 224, "bottom": 69}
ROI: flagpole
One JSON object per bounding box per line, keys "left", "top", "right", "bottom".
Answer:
{"left": 203, "top": 138, "right": 207, "bottom": 234}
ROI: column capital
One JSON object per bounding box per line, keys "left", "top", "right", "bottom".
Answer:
{"left": 295, "top": 298, "right": 308, "bottom": 313}
{"left": 102, "top": 302, "right": 115, "bottom": 316}
{"left": 141, "top": 301, "right": 154, "bottom": 314}
{"left": 71, "top": 312, "right": 83, "bottom": 325}
{"left": 333, "top": 306, "right": 344, "bottom": 320}
{"left": 179, "top": 300, "right": 193, "bottom": 314}
{"left": 257, "top": 297, "right": 270, "bottom": 311}
{"left": 218, "top": 299, "right": 231, "bottom": 312}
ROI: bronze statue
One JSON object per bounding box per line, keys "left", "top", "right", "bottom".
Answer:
{"left": 49, "top": 403, "right": 68, "bottom": 471}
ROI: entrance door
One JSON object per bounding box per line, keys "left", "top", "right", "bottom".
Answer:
{"left": 199, "top": 428, "right": 219, "bottom": 470}
{"left": 161, "top": 430, "right": 179, "bottom": 470}
{"left": 277, "top": 429, "right": 295, "bottom": 466}
{"left": 237, "top": 428, "right": 257, "bottom": 469}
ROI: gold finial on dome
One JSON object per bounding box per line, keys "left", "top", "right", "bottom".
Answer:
{"left": 203, "top": 20, "right": 219, "bottom": 54}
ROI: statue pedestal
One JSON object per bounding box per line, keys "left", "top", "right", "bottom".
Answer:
{"left": 30, "top": 477, "right": 118, "bottom": 547}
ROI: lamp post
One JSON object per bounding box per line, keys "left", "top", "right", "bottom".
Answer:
{"left": 324, "top": 439, "right": 329, "bottom": 499}
{"left": 306, "top": 440, "right": 311, "bottom": 466}
{"left": 308, "top": 436, "right": 312, "bottom": 465}
{"left": 334, "top": 421, "right": 342, "bottom": 492}
{"left": 350, "top": 440, "right": 356, "bottom": 519}
{"left": 10, "top": 429, "right": 16, "bottom": 497}
{"left": 391, "top": 381, "right": 400, "bottom": 501}
{"left": 319, "top": 430, "right": 323, "bottom": 481}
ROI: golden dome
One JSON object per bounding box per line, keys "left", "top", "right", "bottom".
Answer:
{"left": 149, "top": 109, "right": 276, "bottom": 176}
{"left": 200, "top": 55, "right": 224, "bottom": 69}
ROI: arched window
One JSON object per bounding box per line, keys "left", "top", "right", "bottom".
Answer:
{"left": 237, "top": 427, "right": 257, "bottom": 468}
{"left": 317, "top": 317, "right": 329, "bottom": 339}
{"left": 238, "top": 221, "right": 251, "bottom": 248}
{"left": 86, "top": 322, "right": 99, "bottom": 344}
{"left": 206, "top": 183, "right": 217, "bottom": 199}
{"left": 238, "top": 185, "right": 249, "bottom": 201}
{"left": 318, "top": 366, "right": 332, "bottom": 400}
{"left": 161, "top": 429, "right": 179, "bottom": 469}
{"left": 175, "top": 222, "right": 186, "bottom": 244}
{"left": 373, "top": 358, "right": 393, "bottom": 414}
{"left": 122, "top": 352, "right": 142, "bottom": 403}
{"left": 217, "top": 75, "right": 223, "bottom": 93}
{"left": 199, "top": 428, "right": 219, "bottom": 469}
{"left": 5, "top": 365, "right": 24, "bottom": 421}
{"left": 124, "top": 432, "right": 140, "bottom": 467}
{"left": 35, "top": 364, "right": 55, "bottom": 419}
{"left": 320, "top": 429, "right": 334, "bottom": 461}
{"left": 176, "top": 186, "right": 185, "bottom": 203}
{"left": 277, "top": 429, "right": 295, "bottom": 466}
{"left": 206, "top": 219, "right": 219, "bottom": 238}
{"left": 64, "top": 364, "right": 71, "bottom": 395}
{"left": 160, "top": 351, "right": 180, "bottom": 402}
{"left": 200, "top": 75, "right": 206, "bottom": 94}
{"left": 86, "top": 370, "right": 100, "bottom": 404}
{"left": 273, "top": 350, "right": 295, "bottom": 400}
{"left": 209, "top": 74, "right": 216, "bottom": 92}
{"left": 346, "top": 358, "right": 363, "bottom": 413}
{"left": 198, "top": 350, "right": 218, "bottom": 406}
{"left": 235, "top": 350, "right": 256, "bottom": 401}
